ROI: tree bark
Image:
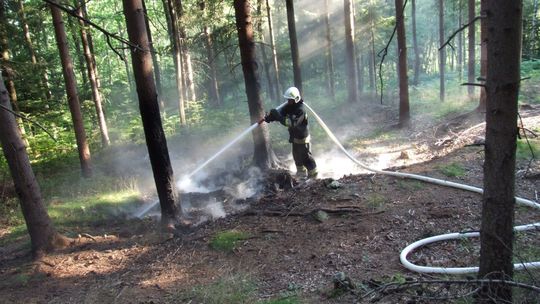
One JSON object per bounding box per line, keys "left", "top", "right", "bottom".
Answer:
{"left": 167, "top": 0, "right": 186, "bottom": 125}
{"left": 477, "top": 1, "right": 522, "bottom": 303}
{"left": 81, "top": 0, "right": 103, "bottom": 107}
{"left": 411, "top": 0, "right": 420, "bottom": 86}
{"left": 532, "top": 0, "right": 539, "bottom": 57}
{"left": 368, "top": 4, "right": 377, "bottom": 95}
{"left": 265, "top": 0, "right": 281, "bottom": 101}
{"left": 457, "top": 0, "right": 463, "bottom": 86}
{"left": 233, "top": 0, "right": 277, "bottom": 170}
{"left": 0, "top": 74, "right": 69, "bottom": 258}
{"left": 142, "top": 0, "right": 163, "bottom": 108}
{"left": 324, "top": 0, "right": 336, "bottom": 101}
{"left": 395, "top": 0, "right": 410, "bottom": 126}
{"left": 344, "top": 0, "right": 358, "bottom": 103}
{"left": 1, "top": 2, "right": 18, "bottom": 113}
{"left": 438, "top": 0, "right": 445, "bottom": 102}
{"left": 256, "top": 0, "right": 276, "bottom": 102}
{"left": 285, "top": 0, "right": 302, "bottom": 93}
{"left": 174, "top": 0, "right": 196, "bottom": 103}
{"left": 113, "top": 1, "right": 135, "bottom": 95}
{"left": 200, "top": 1, "right": 221, "bottom": 106}
{"left": 50, "top": 4, "right": 92, "bottom": 178}
{"left": 123, "top": 0, "right": 180, "bottom": 226}
{"left": 203, "top": 24, "right": 222, "bottom": 106}
{"left": 76, "top": 3, "right": 110, "bottom": 148}
{"left": 478, "top": 1, "right": 487, "bottom": 112}
{"left": 467, "top": 0, "right": 476, "bottom": 97}
{"left": 67, "top": 17, "right": 88, "bottom": 88}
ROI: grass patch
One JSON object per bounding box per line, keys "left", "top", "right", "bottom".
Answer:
{"left": 47, "top": 190, "right": 143, "bottom": 226}
{"left": 439, "top": 163, "right": 467, "bottom": 177}
{"left": 516, "top": 139, "right": 540, "bottom": 160}
{"left": 187, "top": 274, "right": 257, "bottom": 304}
{"left": 262, "top": 295, "right": 301, "bottom": 304}
{"left": 397, "top": 180, "right": 424, "bottom": 191}
{"left": 0, "top": 189, "right": 143, "bottom": 245}
{"left": 366, "top": 193, "right": 388, "bottom": 211}
{"left": 210, "top": 230, "right": 250, "bottom": 252}
{"left": 0, "top": 225, "right": 30, "bottom": 248}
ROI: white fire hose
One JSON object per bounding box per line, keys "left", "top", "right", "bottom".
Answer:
{"left": 303, "top": 102, "right": 540, "bottom": 274}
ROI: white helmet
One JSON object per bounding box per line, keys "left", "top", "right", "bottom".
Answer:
{"left": 283, "top": 87, "right": 301, "bottom": 103}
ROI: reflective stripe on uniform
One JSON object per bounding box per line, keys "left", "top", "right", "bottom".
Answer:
{"left": 293, "top": 134, "right": 311, "bottom": 144}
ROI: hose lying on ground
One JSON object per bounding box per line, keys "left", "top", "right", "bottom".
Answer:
{"left": 303, "top": 102, "right": 540, "bottom": 274}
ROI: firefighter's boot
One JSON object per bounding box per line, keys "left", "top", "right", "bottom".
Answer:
{"left": 296, "top": 166, "right": 307, "bottom": 178}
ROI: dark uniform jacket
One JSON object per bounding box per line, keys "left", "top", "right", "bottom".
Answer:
{"left": 277, "top": 101, "right": 310, "bottom": 144}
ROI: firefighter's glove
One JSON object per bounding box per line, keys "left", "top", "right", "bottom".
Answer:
{"left": 265, "top": 109, "right": 280, "bottom": 123}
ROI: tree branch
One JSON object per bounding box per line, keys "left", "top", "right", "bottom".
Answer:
{"left": 461, "top": 82, "right": 486, "bottom": 88}
{"left": 0, "top": 105, "right": 57, "bottom": 142}
{"left": 42, "top": 0, "right": 143, "bottom": 59}
{"left": 440, "top": 15, "right": 484, "bottom": 51}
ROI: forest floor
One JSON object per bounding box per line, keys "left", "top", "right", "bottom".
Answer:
{"left": 1, "top": 103, "right": 540, "bottom": 303}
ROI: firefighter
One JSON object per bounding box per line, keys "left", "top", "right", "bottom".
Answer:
{"left": 264, "top": 87, "right": 318, "bottom": 178}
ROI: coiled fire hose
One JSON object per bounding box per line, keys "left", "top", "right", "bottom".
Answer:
{"left": 303, "top": 102, "right": 540, "bottom": 274}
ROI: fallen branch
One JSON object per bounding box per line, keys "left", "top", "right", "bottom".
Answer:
{"left": 78, "top": 233, "right": 97, "bottom": 241}
{"left": 361, "top": 278, "right": 540, "bottom": 302}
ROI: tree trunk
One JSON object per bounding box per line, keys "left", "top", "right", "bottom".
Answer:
{"left": 174, "top": 0, "right": 196, "bottom": 103}
{"left": 256, "top": 0, "right": 275, "bottom": 102}
{"left": 532, "top": 0, "right": 538, "bottom": 57}
{"left": 50, "top": 4, "right": 92, "bottom": 178}
{"left": 113, "top": 0, "right": 135, "bottom": 95}
{"left": 203, "top": 24, "right": 222, "bottom": 106}
{"left": 468, "top": 0, "right": 476, "bottom": 97}
{"left": 142, "top": 0, "right": 163, "bottom": 108}
{"left": 368, "top": 5, "right": 377, "bottom": 96}
{"left": 167, "top": 0, "right": 186, "bottom": 125}
{"left": 344, "top": 0, "right": 358, "bottom": 103}
{"left": 80, "top": 0, "right": 104, "bottom": 111}
{"left": 123, "top": 0, "right": 180, "bottom": 226}
{"left": 477, "top": 1, "right": 522, "bottom": 303}
{"left": 411, "top": 0, "right": 420, "bottom": 86}
{"left": 478, "top": 1, "right": 487, "bottom": 112}
{"left": 18, "top": 0, "right": 52, "bottom": 101}
{"left": 356, "top": 53, "right": 364, "bottom": 94}
{"left": 457, "top": 0, "right": 463, "bottom": 87}
{"left": 67, "top": 17, "right": 88, "bottom": 88}
{"left": 396, "top": 0, "right": 410, "bottom": 126}
{"left": 76, "top": 3, "right": 110, "bottom": 148}
{"left": 324, "top": 0, "right": 336, "bottom": 101}
{"left": 0, "top": 74, "right": 70, "bottom": 258}
{"left": 233, "top": 0, "right": 278, "bottom": 170}
{"left": 0, "top": 2, "right": 18, "bottom": 113}
{"left": 200, "top": 1, "right": 221, "bottom": 106}
{"left": 265, "top": 0, "right": 281, "bottom": 101}
{"left": 438, "top": 0, "right": 445, "bottom": 102}
{"left": 285, "top": 0, "right": 302, "bottom": 93}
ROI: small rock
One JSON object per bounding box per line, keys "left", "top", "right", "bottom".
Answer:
{"left": 326, "top": 180, "right": 342, "bottom": 189}
{"left": 314, "top": 210, "right": 329, "bottom": 222}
